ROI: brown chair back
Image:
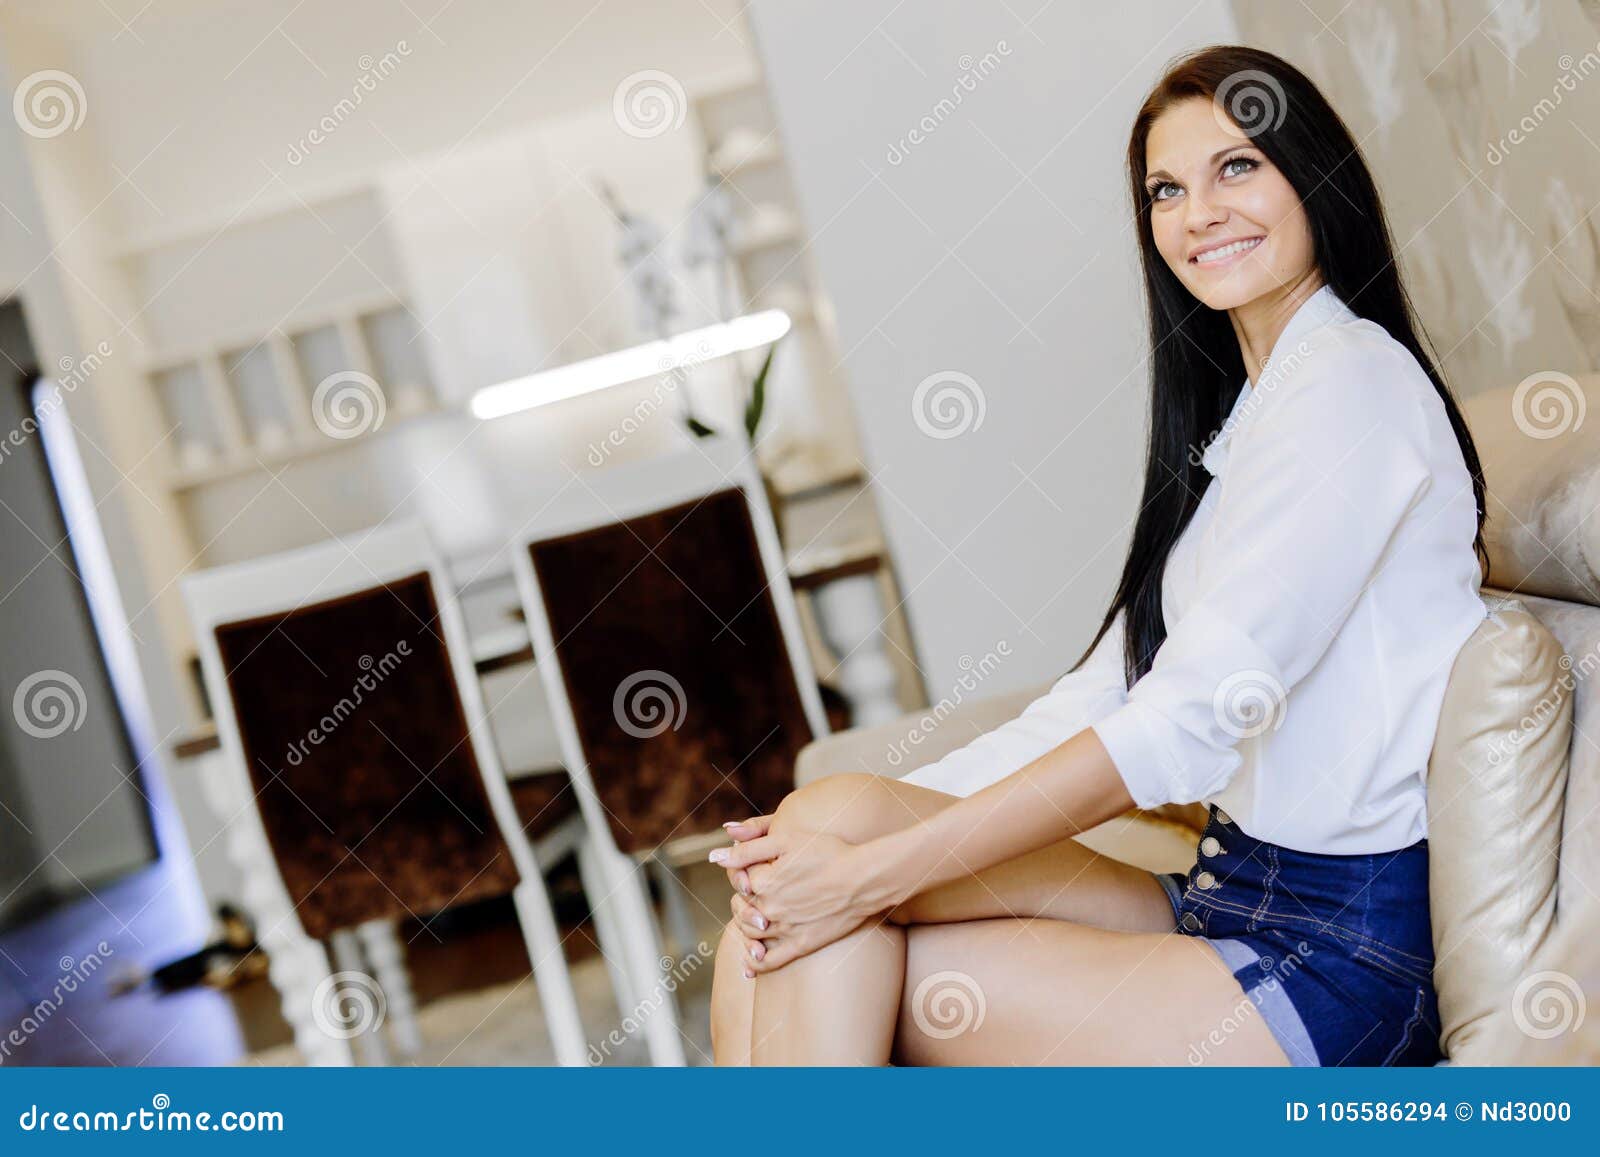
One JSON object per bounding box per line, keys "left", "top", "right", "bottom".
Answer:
{"left": 212, "top": 572, "right": 519, "bottom": 939}
{"left": 528, "top": 488, "right": 816, "bottom": 853}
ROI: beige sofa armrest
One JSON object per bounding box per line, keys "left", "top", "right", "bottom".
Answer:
{"left": 793, "top": 686, "right": 1206, "bottom": 875}
{"left": 794, "top": 686, "right": 1045, "bottom": 786}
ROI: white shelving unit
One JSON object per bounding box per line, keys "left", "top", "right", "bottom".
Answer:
{"left": 689, "top": 75, "right": 863, "bottom": 493}
{"left": 116, "top": 188, "right": 439, "bottom": 496}
{"left": 147, "top": 292, "right": 437, "bottom": 491}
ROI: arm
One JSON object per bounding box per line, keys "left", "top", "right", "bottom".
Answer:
{"left": 718, "top": 611, "right": 1130, "bottom": 929}
{"left": 894, "top": 607, "right": 1129, "bottom": 797}
{"left": 859, "top": 724, "right": 1134, "bottom": 913}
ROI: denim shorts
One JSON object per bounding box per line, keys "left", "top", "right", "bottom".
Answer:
{"left": 1153, "top": 804, "right": 1442, "bottom": 1066}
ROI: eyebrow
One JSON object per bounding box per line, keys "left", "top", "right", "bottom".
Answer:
{"left": 1145, "top": 145, "right": 1255, "bottom": 185}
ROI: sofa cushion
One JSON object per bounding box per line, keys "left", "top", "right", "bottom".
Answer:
{"left": 1502, "top": 591, "right": 1600, "bottom": 937}
{"left": 794, "top": 685, "right": 1042, "bottom": 786}
{"left": 1469, "top": 889, "right": 1600, "bottom": 1064}
{"left": 1427, "top": 592, "right": 1571, "bottom": 1060}
{"left": 1462, "top": 374, "right": 1600, "bottom": 605}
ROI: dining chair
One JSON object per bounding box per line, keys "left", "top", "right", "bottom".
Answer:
{"left": 182, "top": 519, "right": 590, "bottom": 1066}
{"left": 511, "top": 435, "right": 830, "bottom": 1066}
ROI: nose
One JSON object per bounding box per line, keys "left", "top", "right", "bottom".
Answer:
{"left": 1183, "top": 189, "right": 1227, "bottom": 235}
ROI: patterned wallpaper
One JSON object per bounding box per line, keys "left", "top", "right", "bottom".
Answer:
{"left": 1233, "top": 0, "right": 1600, "bottom": 397}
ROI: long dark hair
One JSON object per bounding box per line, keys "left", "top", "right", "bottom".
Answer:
{"left": 1072, "top": 44, "right": 1488, "bottom": 689}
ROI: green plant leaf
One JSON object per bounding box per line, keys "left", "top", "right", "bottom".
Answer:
{"left": 744, "top": 342, "right": 777, "bottom": 440}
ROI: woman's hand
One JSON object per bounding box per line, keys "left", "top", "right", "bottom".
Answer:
{"left": 712, "top": 827, "right": 884, "bottom": 974}
{"left": 718, "top": 815, "right": 771, "bottom": 900}
{"left": 719, "top": 815, "right": 772, "bottom": 980}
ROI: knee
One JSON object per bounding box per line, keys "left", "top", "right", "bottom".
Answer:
{"left": 710, "top": 921, "right": 752, "bottom": 1063}
{"left": 711, "top": 919, "right": 754, "bottom": 1004}
{"left": 770, "top": 772, "right": 897, "bottom": 844}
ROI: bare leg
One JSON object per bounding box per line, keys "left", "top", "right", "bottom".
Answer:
{"left": 894, "top": 917, "right": 1291, "bottom": 1066}
{"left": 712, "top": 772, "right": 939, "bottom": 1064}
{"left": 752, "top": 920, "right": 907, "bottom": 1064}
{"left": 718, "top": 773, "right": 1180, "bottom": 1065}
{"left": 710, "top": 920, "right": 755, "bottom": 1064}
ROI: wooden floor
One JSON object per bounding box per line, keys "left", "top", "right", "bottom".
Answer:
{"left": 0, "top": 854, "right": 604, "bottom": 1067}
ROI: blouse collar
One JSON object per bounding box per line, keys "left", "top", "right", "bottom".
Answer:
{"left": 1200, "top": 285, "right": 1355, "bottom": 478}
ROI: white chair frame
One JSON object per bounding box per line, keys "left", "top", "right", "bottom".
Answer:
{"left": 182, "top": 519, "right": 590, "bottom": 1066}
{"left": 510, "top": 435, "right": 829, "bottom": 1067}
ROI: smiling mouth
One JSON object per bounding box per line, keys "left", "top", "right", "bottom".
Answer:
{"left": 1190, "top": 236, "right": 1264, "bottom": 265}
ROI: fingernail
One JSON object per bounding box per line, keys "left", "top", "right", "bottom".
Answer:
{"left": 739, "top": 881, "right": 750, "bottom": 896}
{"left": 753, "top": 912, "right": 767, "bottom": 930}
{"left": 751, "top": 943, "right": 765, "bottom": 961}
{"left": 743, "top": 967, "right": 755, "bottom": 979}
{"left": 722, "top": 821, "right": 740, "bottom": 829}
{"left": 708, "top": 848, "right": 729, "bottom": 864}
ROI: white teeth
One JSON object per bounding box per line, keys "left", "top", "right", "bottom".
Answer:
{"left": 1194, "top": 237, "right": 1262, "bottom": 264}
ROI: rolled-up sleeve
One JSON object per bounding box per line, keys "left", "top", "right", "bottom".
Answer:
{"left": 1090, "top": 342, "right": 1433, "bottom": 808}
{"left": 898, "top": 608, "right": 1129, "bottom": 798}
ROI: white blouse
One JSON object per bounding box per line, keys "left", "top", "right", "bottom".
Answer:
{"left": 900, "top": 286, "right": 1487, "bottom": 855}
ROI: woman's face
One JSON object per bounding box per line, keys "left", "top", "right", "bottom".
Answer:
{"left": 1142, "top": 96, "right": 1316, "bottom": 311}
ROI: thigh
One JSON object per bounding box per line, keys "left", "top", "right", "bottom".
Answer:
{"left": 893, "top": 917, "right": 1290, "bottom": 1066}
{"left": 779, "top": 773, "right": 1175, "bottom": 934}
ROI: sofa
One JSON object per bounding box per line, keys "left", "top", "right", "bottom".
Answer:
{"left": 794, "top": 373, "right": 1600, "bottom": 1065}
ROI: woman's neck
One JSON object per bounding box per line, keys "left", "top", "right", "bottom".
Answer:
{"left": 1230, "top": 272, "right": 1325, "bottom": 386}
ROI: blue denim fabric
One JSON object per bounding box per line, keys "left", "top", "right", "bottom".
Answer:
{"left": 1153, "top": 804, "right": 1441, "bottom": 1067}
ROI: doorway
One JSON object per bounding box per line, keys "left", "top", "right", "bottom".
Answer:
{"left": 0, "top": 298, "right": 157, "bottom": 929}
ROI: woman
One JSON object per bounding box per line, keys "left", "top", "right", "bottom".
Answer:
{"left": 707, "top": 44, "right": 1488, "bottom": 1067}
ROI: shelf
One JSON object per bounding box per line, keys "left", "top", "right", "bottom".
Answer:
{"left": 166, "top": 392, "right": 439, "bottom": 491}
{"left": 730, "top": 209, "right": 801, "bottom": 257}
{"left": 709, "top": 136, "right": 782, "bottom": 177}
{"left": 136, "top": 289, "right": 405, "bottom": 375}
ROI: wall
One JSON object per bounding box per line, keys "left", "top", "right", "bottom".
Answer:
{"left": 748, "top": 0, "right": 1239, "bottom": 701}
{"left": 1233, "top": 0, "right": 1600, "bottom": 394}
{"left": 0, "top": 70, "right": 162, "bottom": 900}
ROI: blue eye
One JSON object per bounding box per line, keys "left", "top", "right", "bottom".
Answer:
{"left": 1221, "top": 155, "right": 1258, "bottom": 178}
{"left": 1148, "top": 181, "right": 1180, "bottom": 202}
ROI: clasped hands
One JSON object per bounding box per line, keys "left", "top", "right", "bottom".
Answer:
{"left": 710, "top": 815, "right": 889, "bottom": 976}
